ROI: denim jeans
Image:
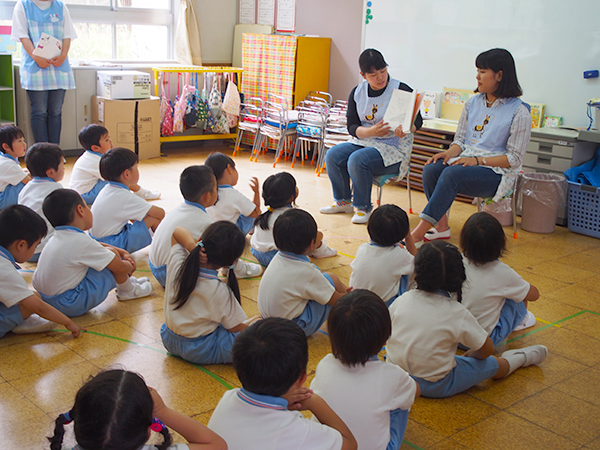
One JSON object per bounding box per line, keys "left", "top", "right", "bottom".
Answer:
{"left": 27, "top": 89, "right": 66, "bottom": 144}
{"left": 421, "top": 160, "right": 502, "bottom": 225}
{"left": 324, "top": 142, "right": 400, "bottom": 212}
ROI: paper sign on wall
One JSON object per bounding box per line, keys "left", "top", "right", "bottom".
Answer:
{"left": 239, "top": 0, "right": 256, "bottom": 24}
{"left": 257, "top": 0, "right": 275, "bottom": 26}
{"left": 276, "top": 0, "right": 296, "bottom": 33}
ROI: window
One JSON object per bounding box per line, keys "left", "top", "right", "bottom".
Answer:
{"left": 0, "top": 0, "right": 175, "bottom": 61}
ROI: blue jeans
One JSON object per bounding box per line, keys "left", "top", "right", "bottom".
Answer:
{"left": 324, "top": 142, "right": 400, "bottom": 212}
{"left": 421, "top": 160, "right": 502, "bottom": 225}
{"left": 27, "top": 89, "right": 66, "bottom": 144}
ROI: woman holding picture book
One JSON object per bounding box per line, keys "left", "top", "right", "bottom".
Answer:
{"left": 411, "top": 48, "right": 531, "bottom": 244}
{"left": 320, "top": 48, "right": 423, "bottom": 224}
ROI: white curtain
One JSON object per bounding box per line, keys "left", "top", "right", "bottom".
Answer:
{"left": 175, "top": 0, "right": 202, "bottom": 66}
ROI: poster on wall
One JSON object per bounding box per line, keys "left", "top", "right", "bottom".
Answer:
{"left": 276, "top": 0, "right": 296, "bottom": 33}
{"left": 239, "top": 0, "right": 256, "bottom": 24}
{"left": 257, "top": 0, "right": 276, "bottom": 26}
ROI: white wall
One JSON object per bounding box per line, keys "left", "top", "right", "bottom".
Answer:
{"left": 194, "top": 0, "right": 237, "bottom": 64}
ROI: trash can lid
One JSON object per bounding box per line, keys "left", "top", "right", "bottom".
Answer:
{"left": 521, "top": 172, "right": 566, "bottom": 182}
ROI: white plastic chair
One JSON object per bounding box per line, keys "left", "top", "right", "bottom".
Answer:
{"left": 233, "top": 97, "right": 262, "bottom": 157}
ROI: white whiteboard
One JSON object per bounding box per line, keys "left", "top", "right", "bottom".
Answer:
{"left": 363, "top": 0, "right": 600, "bottom": 127}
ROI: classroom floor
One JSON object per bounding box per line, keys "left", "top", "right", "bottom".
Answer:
{"left": 3, "top": 141, "right": 600, "bottom": 450}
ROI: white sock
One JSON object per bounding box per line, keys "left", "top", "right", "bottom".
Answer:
{"left": 502, "top": 352, "right": 527, "bottom": 376}
{"left": 117, "top": 277, "right": 135, "bottom": 294}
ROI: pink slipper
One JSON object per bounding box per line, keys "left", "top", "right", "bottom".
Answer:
{"left": 424, "top": 227, "right": 451, "bottom": 241}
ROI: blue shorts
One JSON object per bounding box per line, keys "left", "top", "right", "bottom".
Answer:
{"left": 412, "top": 355, "right": 499, "bottom": 398}
{"left": 40, "top": 267, "right": 117, "bottom": 317}
{"left": 160, "top": 323, "right": 239, "bottom": 365}
{"left": 385, "top": 275, "right": 411, "bottom": 308}
{"left": 0, "top": 182, "right": 25, "bottom": 210}
{"left": 149, "top": 259, "right": 167, "bottom": 287}
{"left": 236, "top": 214, "right": 255, "bottom": 235}
{"left": 92, "top": 220, "right": 152, "bottom": 254}
{"left": 291, "top": 272, "right": 334, "bottom": 336}
{"left": 490, "top": 298, "right": 528, "bottom": 346}
{"left": 250, "top": 247, "right": 278, "bottom": 267}
{"left": 0, "top": 302, "right": 25, "bottom": 338}
{"left": 81, "top": 180, "right": 109, "bottom": 205}
{"left": 387, "top": 408, "right": 410, "bottom": 450}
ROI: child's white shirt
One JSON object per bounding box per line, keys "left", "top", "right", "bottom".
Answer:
{"left": 207, "top": 185, "right": 255, "bottom": 223}
{"left": 349, "top": 243, "right": 414, "bottom": 302}
{"left": 69, "top": 150, "right": 102, "bottom": 195}
{"left": 0, "top": 153, "right": 28, "bottom": 192}
{"left": 461, "top": 258, "right": 531, "bottom": 334}
{"left": 90, "top": 182, "right": 151, "bottom": 237}
{"left": 33, "top": 227, "right": 116, "bottom": 296}
{"left": 18, "top": 177, "right": 62, "bottom": 254}
{"left": 0, "top": 247, "right": 34, "bottom": 308}
{"left": 250, "top": 206, "right": 289, "bottom": 252}
{"left": 310, "top": 354, "right": 417, "bottom": 450}
{"left": 61, "top": 445, "right": 189, "bottom": 450}
{"left": 208, "top": 388, "right": 343, "bottom": 450}
{"left": 387, "top": 289, "right": 488, "bottom": 382}
{"left": 258, "top": 252, "right": 335, "bottom": 320}
{"left": 164, "top": 244, "right": 247, "bottom": 338}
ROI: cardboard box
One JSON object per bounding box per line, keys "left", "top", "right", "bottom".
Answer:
{"left": 96, "top": 70, "right": 151, "bottom": 99}
{"left": 92, "top": 96, "right": 160, "bottom": 160}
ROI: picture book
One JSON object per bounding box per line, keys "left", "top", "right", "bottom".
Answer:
{"left": 542, "top": 115, "right": 562, "bottom": 127}
{"left": 383, "top": 89, "right": 424, "bottom": 132}
{"left": 440, "top": 87, "right": 476, "bottom": 121}
{"left": 529, "top": 103, "right": 545, "bottom": 129}
{"left": 420, "top": 91, "right": 441, "bottom": 119}
{"left": 32, "top": 32, "right": 62, "bottom": 59}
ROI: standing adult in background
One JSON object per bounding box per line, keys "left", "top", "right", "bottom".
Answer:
{"left": 11, "top": 0, "right": 76, "bottom": 144}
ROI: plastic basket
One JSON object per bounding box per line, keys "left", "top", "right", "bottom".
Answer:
{"left": 567, "top": 181, "right": 600, "bottom": 238}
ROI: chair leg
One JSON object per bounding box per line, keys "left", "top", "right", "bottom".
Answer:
{"left": 291, "top": 138, "right": 300, "bottom": 168}
{"left": 406, "top": 167, "right": 413, "bottom": 214}
{"left": 233, "top": 128, "right": 243, "bottom": 156}
{"left": 377, "top": 184, "right": 383, "bottom": 206}
{"left": 512, "top": 192, "right": 518, "bottom": 239}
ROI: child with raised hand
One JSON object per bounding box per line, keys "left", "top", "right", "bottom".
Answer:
{"left": 250, "top": 172, "right": 337, "bottom": 267}
{"left": 33, "top": 189, "right": 153, "bottom": 317}
{"left": 387, "top": 240, "right": 548, "bottom": 398}
{"left": 208, "top": 317, "right": 357, "bottom": 450}
{"left": 460, "top": 212, "right": 540, "bottom": 346}
{"left": 161, "top": 222, "right": 259, "bottom": 365}
{"left": 311, "top": 289, "right": 419, "bottom": 450}
{"left": 0, "top": 205, "right": 82, "bottom": 337}
{"left": 149, "top": 165, "right": 217, "bottom": 287}
{"left": 18, "top": 142, "right": 65, "bottom": 260}
{"left": 258, "top": 208, "right": 349, "bottom": 336}
{"left": 90, "top": 147, "right": 165, "bottom": 253}
{"left": 70, "top": 124, "right": 161, "bottom": 205}
{"left": 48, "top": 369, "right": 227, "bottom": 450}
{"left": 349, "top": 204, "right": 416, "bottom": 307}
{"left": 0, "top": 126, "right": 30, "bottom": 210}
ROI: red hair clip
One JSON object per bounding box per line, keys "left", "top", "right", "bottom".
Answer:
{"left": 150, "top": 418, "right": 165, "bottom": 433}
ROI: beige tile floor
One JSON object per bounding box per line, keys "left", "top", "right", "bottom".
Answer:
{"left": 3, "top": 141, "right": 600, "bottom": 450}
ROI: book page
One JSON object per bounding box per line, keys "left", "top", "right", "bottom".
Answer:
{"left": 383, "top": 89, "right": 417, "bottom": 131}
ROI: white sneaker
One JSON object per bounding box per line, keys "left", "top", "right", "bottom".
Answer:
{"left": 117, "top": 280, "right": 153, "bottom": 301}
{"left": 134, "top": 186, "right": 161, "bottom": 200}
{"left": 319, "top": 201, "right": 353, "bottom": 214}
{"left": 130, "top": 276, "right": 150, "bottom": 284}
{"left": 310, "top": 239, "right": 337, "bottom": 258}
{"left": 232, "top": 260, "right": 263, "bottom": 278}
{"left": 351, "top": 209, "right": 371, "bottom": 224}
{"left": 502, "top": 345, "right": 548, "bottom": 367}
{"left": 514, "top": 310, "right": 537, "bottom": 331}
{"left": 12, "top": 315, "right": 58, "bottom": 334}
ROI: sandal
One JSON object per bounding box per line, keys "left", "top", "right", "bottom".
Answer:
{"left": 424, "top": 227, "right": 451, "bottom": 241}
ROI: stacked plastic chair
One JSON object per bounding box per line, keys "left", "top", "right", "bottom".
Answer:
{"left": 252, "top": 93, "right": 298, "bottom": 164}
{"left": 291, "top": 99, "right": 329, "bottom": 168}
{"left": 318, "top": 100, "right": 351, "bottom": 176}
{"left": 233, "top": 97, "right": 262, "bottom": 157}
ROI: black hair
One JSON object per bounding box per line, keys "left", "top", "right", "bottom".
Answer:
{"left": 24, "top": 143, "right": 63, "bottom": 178}
{"left": 475, "top": 48, "right": 523, "bottom": 98}
{"left": 172, "top": 221, "right": 245, "bottom": 309}
{"left": 233, "top": 318, "right": 308, "bottom": 397}
{"left": 273, "top": 208, "right": 317, "bottom": 255}
{"left": 0, "top": 125, "right": 24, "bottom": 153}
{"left": 48, "top": 369, "right": 173, "bottom": 450}
{"left": 99, "top": 147, "right": 138, "bottom": 182}
{"left": 414, "top": 241, "right": 466, "bottom": 302}
{"left": 43, "top": 189, "right": 87, "bottom": 228}
{"left": 359, "top": 48, "right": 388, "bottom": 74}
{"left": 367, "top": 204, "right": 409, "bottom": 246}
{"left": 460, "top": 211, "right": 507, "bottom": 265}
{"left": 328, "top": 289, "right": 391, "bottom": 366}
{"left": 254, "top": 172, "right": 297, "bottom": 231}
{"left": 204, "top": 152, "right": 235, "bottom": 181}
{"left": 78, "top": 124, "right": 109, "bottom": 151}
{"left": 0, "top": 204, "right": 47, "bottom": 248}
{"left": 179, "top": 165, "right": 216, "bottom": 203}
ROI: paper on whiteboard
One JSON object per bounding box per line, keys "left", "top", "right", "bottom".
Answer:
{"left": 276, "top": 0, "right": 295, "bottom": 33}
{"left": 383, "top": 89, "right": 417, "bottom": 131}
{"left": 32, "top": 32, "right": 62, "bottom": 59}
{"left": 239, "top": 0, "right": 256, "bottom": 24}
{"left": 257, "top": 0, "right": 275, "bottom": 26}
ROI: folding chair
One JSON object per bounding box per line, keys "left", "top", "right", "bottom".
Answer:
{"left": 233, "top": 97, "right": 262, "bottom": 156}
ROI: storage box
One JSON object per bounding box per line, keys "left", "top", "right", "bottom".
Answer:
{"left": 567, "top": 181, "right": 600, "bottom": 238}
{"left": 92, "top": 96, "right": 160, "bottom": 160}
{"left": 96, "top": 70, "right": 151, "bottom": 100}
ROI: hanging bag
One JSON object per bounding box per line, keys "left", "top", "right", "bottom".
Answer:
{"left": 173, "top": 73, "right": 186, "bottom": 133}
{"left": 160, "top": 73, "right": 174, "bottom": 137}
{"left": 221, "top": 73, "right": 241, "bottom": 128}
{"left": 208, "top": 76, "right": 229, "bottom": 134}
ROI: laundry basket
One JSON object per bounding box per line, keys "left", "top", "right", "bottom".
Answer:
{"left": 567, "top": 181, "right": 600, "bottom": 238}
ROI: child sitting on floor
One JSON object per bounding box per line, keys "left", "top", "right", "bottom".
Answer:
{"left": 90, "top": 147, "right": 165, "bottom": 253}
{"left": 257, "top": 208, "right": 349, "bottom": 336}
{"left": 251, "top": 172, "right": 337, "bottom": 267}
{"left": 18, "top": 142, "right": 65, "bottom": 260}
{"left": 70, "top": 124, "right": 160, "bottom": 204}
{"left": 0, "top": 205, "right": 82, "bottom": 337}
{"left": 460, "top": 212, "right": 540, "bottom": 346}
{"left": 33, "top": 189, "right": 152, "bottom": 317}
{"left": 208, "top": 318, "right": 357, "bottom": 450}
{"left": 349, "top": 204, "right": 416, "bottom": 307}
{"left": 311, "top": 289, "right": 419, "bottom": 450}
{"left": 0, "top": 126, "right": 30, "bottom": 210}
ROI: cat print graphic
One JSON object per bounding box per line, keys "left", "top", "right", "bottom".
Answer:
{"left": 473, "top": 115, "right": 490, "bottom": 138}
